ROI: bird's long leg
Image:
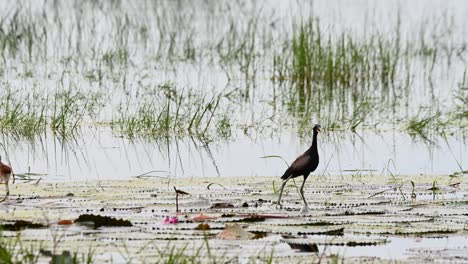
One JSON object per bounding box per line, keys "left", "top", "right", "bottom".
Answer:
{"left": 300, "top": 177, "right": 308, "bottom": 208}
{"left": 0, "top": 182, "right": 7, "bottom": 203}
{"left": 277, "top": 180, "right": 287, "bottom": 209}
{"left": 277, "top": 176, "right": 293, "bottom": 209}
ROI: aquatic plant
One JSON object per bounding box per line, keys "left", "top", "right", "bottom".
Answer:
{"left": 111, "top": 83, "right": 229, "bottom": 140}
{"left": 0, "top": 232, "right": 42, "bottom": 264}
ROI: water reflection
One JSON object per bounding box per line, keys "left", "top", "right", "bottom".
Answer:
{"left": 3, "top": 129, "right": 466, "bottom": 182}
{"left": 318, "top": 235, "right": 468, "bottom": 260}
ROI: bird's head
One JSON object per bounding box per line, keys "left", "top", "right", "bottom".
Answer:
{"left": 313, "top": 124, "right": 321, "bottom": 134}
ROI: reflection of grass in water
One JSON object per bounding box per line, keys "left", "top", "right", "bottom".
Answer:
{"left": 453, "top": 70, "right": 468, "bottom": 122}
{"left": 102, "top": 48, "right": 129, "bottom": 73}
{"left": 0, "top": 13, "right": 36, "bottom": 60}
{"left": 217, "top": 17, "right": 260, "bottom": 99}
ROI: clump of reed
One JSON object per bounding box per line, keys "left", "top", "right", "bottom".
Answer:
{"left": 0, "top": 90, "right": 47, "bottom": 141}
{"left": 270, "top": 18, "right": 452, "bottom": 134}
{"left": 111, "top": 83, "right": 231, "bottom": 140}
{"left": 0, "top": 88, "right": 101, "bottom": 141}
{"left": 0, "top": 1, "right": 465, "bottom": 142}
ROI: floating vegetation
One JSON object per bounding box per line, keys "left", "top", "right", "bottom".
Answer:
{"left": 217, "top": 224, "right": 255, "bottom": 240}
{"left": 304, "top": 221, "right": 336, "bottom": 226}
{"left": 285, "top": 241, "right": 319, "bottom": 253}
{"left": 210, "top": 203, "right": 235, "bottom": 209}
{"left": 75, "top": 214, "right": 132, "bottom": 229}
{"left": 0, "top": 220, "right": 45, "bottom": 231}
{"left": 193, "top": 213, "right": 218, "bottom": 222}
{"left": 282, "top": 237, "right": 388, "bottom": 247}
{"left": 0, "top": 175, "right": 466, "bottom": 262}
{"left": 342, "top": 210, "right": 386, "bottom": 216}
{"left": 57, "top": 220, "right": 73, "bottom": 225}
{"left": 196, "top": 223, "right": 211, "bottom": 231}
{"left": 237, "top": 215, "right": 266, "bottom": 223}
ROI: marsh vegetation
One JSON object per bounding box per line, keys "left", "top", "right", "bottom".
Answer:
{"left": 0, "top": 0, "right": 467, "bottom": 262}
{"left": 0, "top": 0, "right": 465, "bottom": 179}
{"left": 0, "top": 0, "right": 466, "bottom": 140}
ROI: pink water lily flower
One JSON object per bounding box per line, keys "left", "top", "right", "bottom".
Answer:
{"left": 163, "top": 216, "right": 179, "bottom": 224}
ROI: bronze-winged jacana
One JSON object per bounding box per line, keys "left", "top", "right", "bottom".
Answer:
{"left": 277, "top": 124, "right": 320, "bottom": 210}
{"left": 0, "top": 156, "right": 12, "bottom": 202}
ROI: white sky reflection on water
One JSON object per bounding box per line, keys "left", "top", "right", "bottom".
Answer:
{"left": 4, "top": 129, "right": 465, "bottom": 181}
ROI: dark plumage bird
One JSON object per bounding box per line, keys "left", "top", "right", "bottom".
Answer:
{"left": 277, "top": 124, "right": 321, "bottom": 209}
{"left": 0, "top": 156, "right": 12, "bottom": 202}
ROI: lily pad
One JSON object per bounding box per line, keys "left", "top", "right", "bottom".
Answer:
{"left": 75, "top": 214, "right": 132, "bottom": 228}
{"left": 217, "top": 224, "right": 255, "bottom": 240}
{"left": 0, "top": 220, "right": 46, "bottom": 231}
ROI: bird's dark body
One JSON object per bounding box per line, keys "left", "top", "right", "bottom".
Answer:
{"left": 0, "top": 164, "right": 12, "bottom": 175}
{"left": 281, "top": 153, "right": 319, "bottom": 180}
{"left": 277, "top": 124, "right": 320, "bottom": 209}
{"left": 281, "top": 131, "right": 319, "bottom": 180}
{"left": 0, "top": 156, "right": 12, "bottom": 202}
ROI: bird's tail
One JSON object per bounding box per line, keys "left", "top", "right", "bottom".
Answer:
{"left": 281, "top": 168, "right": 291, "bottom": 180}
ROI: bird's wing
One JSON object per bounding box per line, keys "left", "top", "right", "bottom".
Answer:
{"left": 290, "top": 154, "right": 312, "bottom": 171}
{"left": 0, "top": 164, "right": 12, "bottom": 174}
{"left": 281, "top": 154, "right": 311, "bottom": 179}
{"left": 281, "top": 166, "right": 293, "bottom": 179}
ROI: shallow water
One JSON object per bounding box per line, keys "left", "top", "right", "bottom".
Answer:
{"left": 3, "top": 129, "right": 466, "bottom": 181}
{"left": 322, "top": 235, "right": 468, "bottom": 260}
{"left": 0, "top": 0, "right": 466, "bottom": 182}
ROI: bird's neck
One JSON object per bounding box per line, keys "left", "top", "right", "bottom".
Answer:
{"left": 305, "top": 132, "right": 318, "bottom": 156}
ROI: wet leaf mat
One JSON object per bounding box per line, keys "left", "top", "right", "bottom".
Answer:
{"left": 0, "top": 175, "right": 467, "bottom": 263}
